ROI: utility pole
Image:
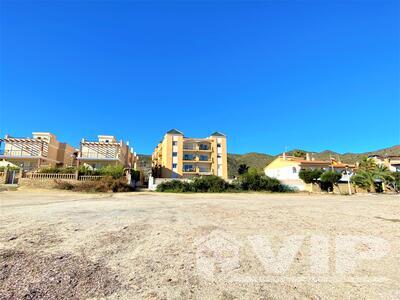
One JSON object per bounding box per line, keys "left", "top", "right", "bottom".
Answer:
{"left": 346, "top": 166, "right": 352, "bottom": 195}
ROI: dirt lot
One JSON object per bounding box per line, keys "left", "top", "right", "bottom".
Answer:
{"left": 0, "top": 190, "right": 399, "bottom": 299}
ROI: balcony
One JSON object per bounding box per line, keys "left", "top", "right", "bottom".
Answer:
{"left": 183, "top": 143, "right": 212, "bottom": 152}
{"left": 182, "top": 166, "right": 212, "bottom": 174}
{"left": 0, "top": 149, "right": 42, "bottom": 157}
{"left": 79, "top": 151, "right": 119, "bottom": 160}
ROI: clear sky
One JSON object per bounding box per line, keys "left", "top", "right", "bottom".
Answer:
{"left": 1, "top": 0, "right": 399, "bottom": 155}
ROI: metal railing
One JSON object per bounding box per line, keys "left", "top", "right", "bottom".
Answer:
{"left": 0, "top": 150, "right": 42, "bottom": 157}
{"left": 79, "top": 152, "right": 118, "bottom": 159}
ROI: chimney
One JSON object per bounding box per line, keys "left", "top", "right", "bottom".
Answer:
{"left": 306, "top": 153, "right": 311, "bottom": 161}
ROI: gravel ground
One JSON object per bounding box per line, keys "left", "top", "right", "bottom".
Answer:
{"left": 0, "top": 189, "right": 399, "bottom": 299}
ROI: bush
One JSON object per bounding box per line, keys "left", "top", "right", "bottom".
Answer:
{"left": 37, "top": 166, "right": 76, "bottom": 174}
{"left": 55, "top": 177, "right": 133, "bottom": 193}
{"left": 38, "top": 167, "right": 61, "bottom": 173}
{"left": 0, "top": 166, "right": 20, "bottom": 172}
{"left": 237, "top": 170, "right": 291, "bottom": 192}
{"left": 155, "top": 171, "right": 293, "bottom": 193}
{"left": 299, "top": 169, "right": 324, "bottom": 184}
{"left": 156, "top": 180, "right": 192, "bottom": 192}
{"left": 98, "top": 165, "right": 125, "bottom": 179}
{"left": 191, "top": 176, "right": 229, "bottom": 192}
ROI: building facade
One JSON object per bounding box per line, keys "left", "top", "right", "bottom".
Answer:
{"left": 264, "top": 153, "right": 354, "bottom": 191}
{"left": 0, "top": 132, "right": 76, "bottom": 171}
{"left": 369, "top": 155, "right": 400, "bottom": 172}
{"left": 77, "top": 135, "right": 138, "bottom": 169}
{"left": 152, "top": 129, "right": 228, "bottom": 179}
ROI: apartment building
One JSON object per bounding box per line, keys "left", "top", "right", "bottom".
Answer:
{"left": 77, "top": 135, "right": 138, "bottom": 169}
{"left": 264, "top": 153, "right": 355, "bottom": 191}
{"left": 152, "top": 129, "right": 228, "bottom": 179}
{"left": 0, "top": 132, "right": 76, "bottom": 171}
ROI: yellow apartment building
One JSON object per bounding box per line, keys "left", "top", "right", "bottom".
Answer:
{"left": 152, "top": 129, "right": 228, "bottom": 179}
{"left": 77, "top": 135, "right": 138, "bottom": 169}
{"left": 0, "top": 132, "right": 77, "bottom": 171}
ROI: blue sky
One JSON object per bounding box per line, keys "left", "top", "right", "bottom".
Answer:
{"left": 0, "top": 0, "right": 399, "bottom": 155}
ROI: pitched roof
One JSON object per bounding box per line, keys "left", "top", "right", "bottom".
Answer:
{"left": 166, "top": 129, "right": 183, "bottom": 135}
{"left": 210, "top": 131, "right": 226, "bottom": 137}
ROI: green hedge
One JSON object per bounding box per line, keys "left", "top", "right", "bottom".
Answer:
{"left": 156, "top": 174, "right": 292, "bottom": 193}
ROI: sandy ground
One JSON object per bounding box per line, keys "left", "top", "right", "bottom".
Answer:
{"left": 0, "top": 190, "right": 399, "bottom": 299}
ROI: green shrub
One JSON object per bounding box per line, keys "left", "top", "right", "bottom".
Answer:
{"left": 0, "top": 166, "right": 20, "bottom": 172}
{"left": 98, "top": 165, "right": 125, "bottom": 179}
{"left": 190, "top": 176, "right": 229, "bottom": 192}
{"left": 156, "top": 180, "right": 192, "bottom": 192}
{"left": 38, "top": 166, "right": 76, "bottom": 174}
{"left": 299, "top": 169, "right": 324, "bottom": 184}
{"left": 78, "top": 165, "right": 100, "bottom": 176}
{"left": 38, "top": 167, "right": 60, "bottom": 173}
{"left": 237, "top": 170, "right": 291, "bottom": 192}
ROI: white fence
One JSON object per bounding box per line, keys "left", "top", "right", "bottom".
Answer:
{"left": 78, "top": 175, "right": 104, "bottom": 181}
{"left": 27, "top": 173, "right": 76, "bottom": 180}
{"left": 25, "top": 173, "right": 106, "bottom": 181}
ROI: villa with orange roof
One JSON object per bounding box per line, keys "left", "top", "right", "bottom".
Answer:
{"left": 264, "top": 153, "right": 355, "bottom": 191}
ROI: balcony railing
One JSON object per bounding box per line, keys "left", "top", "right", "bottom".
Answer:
{"left": 0, "top": 149, "right": 42, "bottom": 157}
{"left": 79, "top": 152, "right": 118, "bottom": 159}
{"left": 183, "top": 167, "right": 212, "bottom": 173}
{"left": 183, "top": 144, "right": 212, "bottom": 151}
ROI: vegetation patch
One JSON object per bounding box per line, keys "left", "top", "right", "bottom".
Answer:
{"left": 55, "top": 177, "right": 134, "bottom": 193}
{"left": 156, "top": 171, "right": 293, "bottom": 193}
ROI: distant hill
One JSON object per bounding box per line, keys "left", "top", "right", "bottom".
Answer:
{"left": 228, "top": 152, "right": 274, "bottom": 178}
{"left": 138, "top": 145, "right": 400, "bottom": 179}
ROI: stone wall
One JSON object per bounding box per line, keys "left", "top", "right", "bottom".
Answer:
{"left": 18, "top": 178, "right": 77, "bottom": 189}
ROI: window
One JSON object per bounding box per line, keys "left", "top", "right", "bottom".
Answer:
{"left": 200, "top": 155, "right": 208, "bottom": 161}
{"left": 172, "top": 141, "right": 177, "bottom": 146}
{"left": 172, "top": 163, "right": 177, "bottom": 169}
{"left": 199, "top": 144, "right": 209, "bottom": 150}
{"left": 217, "top": 154, "right": 222, "bottom": 158}
{"left": 184, "top": 164, "right": 194, "bottom": 172}
{"left": 217, "top": 143, "right": 221, "bottom": 148}
{"left": 184, "top": 154, "right": 194, "bottom": 160}
{"left": 172, "top": 152, "right": 177, "bottom": 157}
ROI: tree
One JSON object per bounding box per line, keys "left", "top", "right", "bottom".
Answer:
{"left": 292, "top": 150, "right": 306, "bottom": 158}
{"left": 352, "top": 164, "right": 394, "bottom": 193}
{"left": 320, "top": 171, "right": 342, "bottom": 192}
{"left": 358, "top": 157, "right": 377, "bottom": 172}
{"left": 299, "top": 169, "right": 324, "bottom": 184}
{"left": 238, "top": 164, "right": 249, "bottom": 175}
{"left": 387, "top": 172, "right": 400, "bottom": 193}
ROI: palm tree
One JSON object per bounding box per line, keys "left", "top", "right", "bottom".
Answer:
{"left": 358, "top": 157, "right": 377, "bottom": 172}
{"left": 352, "top": 164, "right": 394, "bottom": 193}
